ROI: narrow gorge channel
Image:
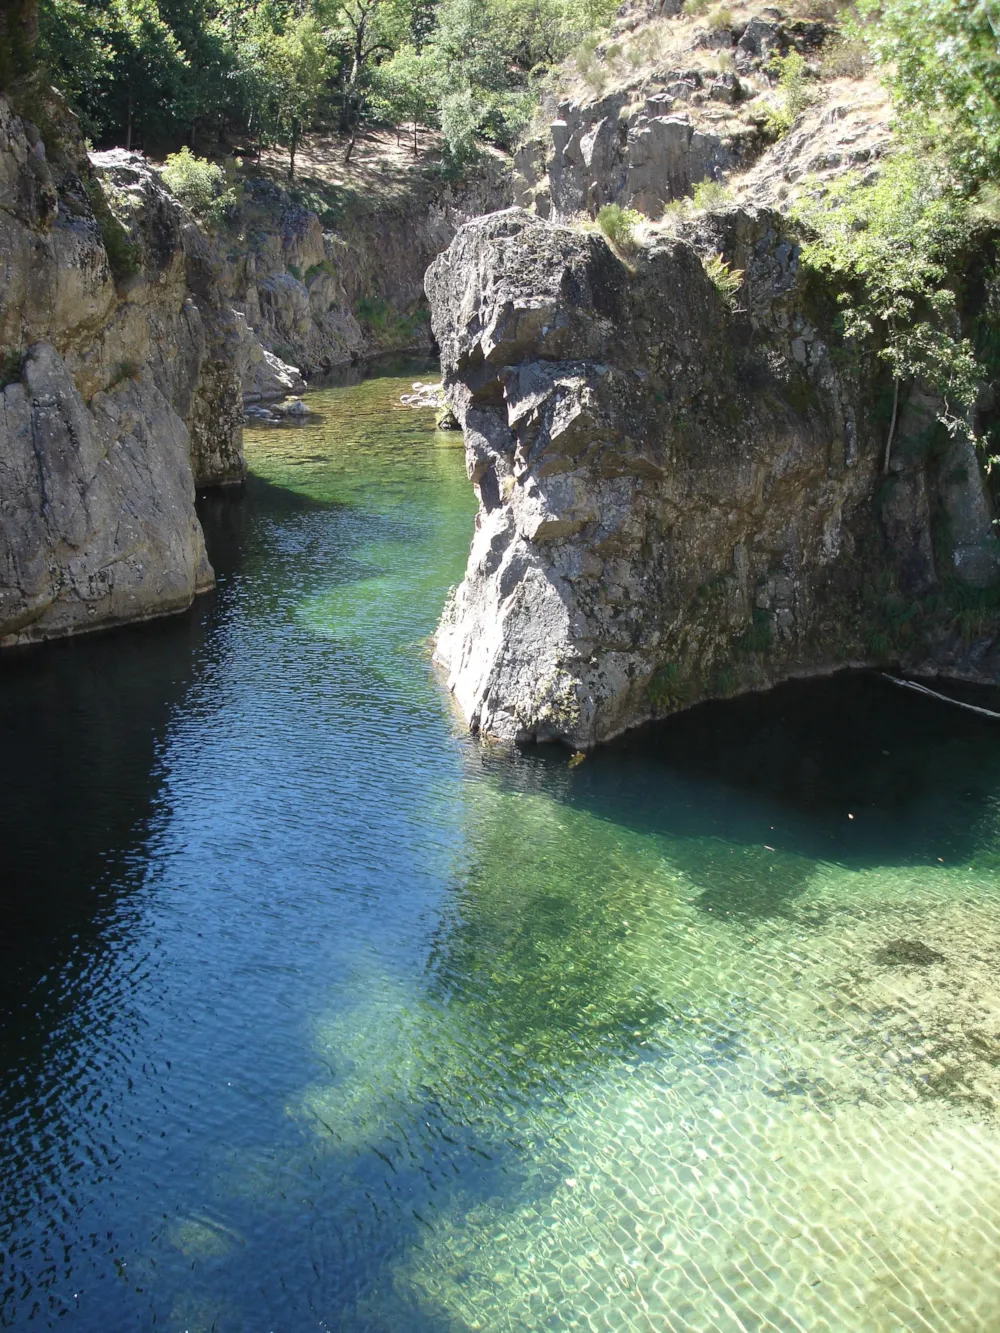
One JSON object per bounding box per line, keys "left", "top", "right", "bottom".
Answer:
{"left": 3, "top": 364, "right": 1000, "bottom": 1330}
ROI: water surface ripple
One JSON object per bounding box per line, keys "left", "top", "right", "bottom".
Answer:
{"left": 3, "top": 360, "right": 1000, "bottom": 1331}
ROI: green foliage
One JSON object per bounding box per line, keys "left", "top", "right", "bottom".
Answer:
{"left": 0, "top": 349, "right": 25, "bottom": 389}
{"left": 34, "top": 0, "right": 616, "bottom": 165}
{"left": 648, "top": 663, "right": 687, "bottom": 710}
{"left": 109, "top": 358, "right": 141, "bottom": 386}
{"left": 84, "top": 175, "right": 140, "bottom": 286}
{"left": 857, "top": 0, "right": 1000, "bottom": 185}
{"left": 264, "top": 12, "right": 336, "bottom": 177}
{"left": 305, "top": 258, "right": 337, "bottom": 281}
{"left": 161, "top": 146, "right": 224, "bottom": 212}
{"left": 713, "top": 665, "right": 737, "bottom": 696}
{"left": 355, "top": 295, "right": 428, "bottom": 344}
{"left": 702, "top": 251, "right": 743, "bottom": 311}
{"left": 707, "top": 6, "right": 732, "bottom": 31}
{"left": 596, "top": 202, "right": 640, "bottom": 251}
{"left": 734, "top": 609, "right": 774, "bottom": 656}
{"left": 692, "top": 178, "right": 731, "bottom": 210}
{"left": 793, "top": 151, "right": 980, "bottom": 433}
{"left": 764, "top": 50, "right": 812, "bottom": 137}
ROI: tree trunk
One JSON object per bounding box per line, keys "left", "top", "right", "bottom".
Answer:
{"left": 344, "top": 131, "right": 356, "bottom": 165}
{"left": 883, "top": 376, "right": 901, "bottom": 475}
{"left": 126, "top": 94, "right": 133, "bottom": 152}
{"left": 0, "top": 0, "right": 39, "bottom": 86}
{"left": 413, "top": 121, "right": 418, "bottom": 156}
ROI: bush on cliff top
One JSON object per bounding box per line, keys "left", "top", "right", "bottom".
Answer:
{"left": 596, "top": 203, "right": 641, "bottom": 251}
{"left": 161, "top": 148, "right": 238, "bottom": 225}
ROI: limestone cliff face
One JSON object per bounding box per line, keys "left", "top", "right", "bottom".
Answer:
{"left": 0, "top": 95, "right": 243, "bottom": 646}
{"left": 427, "top": 208, "right": 1000, "bottom": 747}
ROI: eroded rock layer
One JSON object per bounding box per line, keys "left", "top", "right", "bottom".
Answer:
{"left": 428, "top": 208, "right": 1000, "bottom": 747}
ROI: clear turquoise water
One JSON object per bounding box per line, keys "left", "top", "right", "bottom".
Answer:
{"left": 3, "top": 360, "right": 1000, "bottom": 1331}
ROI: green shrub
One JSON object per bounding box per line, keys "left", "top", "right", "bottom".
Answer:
{"left": 735, "top": 609, "right": 774, "bottom": 656}
{"left": 708, "top": 6, "right": 733, "bottom": 31}
{"left": 765, "top": 50, "right": 813, "bottom": 137}
{"left": 305, "top": 259, "right": 337, "bottom": 283}
{"left": 162, "top": 148, "right": 224, "bottom": 212}
{"left": 648, "top": 663, "right": 687, "bottom": 709}
{"left": 596, "top": 203, "right": 641, "bottom": 251}
{"left": 692, "top": 178, "right": 732, "bottom": 210}
{"left": 793, "top": 151, "right": 980, "bottom": 468}
{"left": 574, "top": 34, "right": 600, "bottom": 75}
{"left": 702, "top": 252, "right": 744, "bottom": 310}
{"left": 821, "top": 34, "right": 870, "bottom": 80}
{"left": 109, "top": 359, "right": 141, "bottom": 387}
{"left": 161, "top": 148, "right": 238, "bottom": 225}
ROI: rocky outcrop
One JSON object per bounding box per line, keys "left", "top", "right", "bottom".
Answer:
{"left": 427, "top": 208, "right": 1000, "bottom": 747}
{"left": 513, "top": 12, "right": 837, "bottom": 222}
{"left": 0, "top": 94, "right": 243, "bottom": 646}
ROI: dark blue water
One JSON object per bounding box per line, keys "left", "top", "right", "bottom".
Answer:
{"left": 3, "top": 362, "right": 1000, "bottom": 1332}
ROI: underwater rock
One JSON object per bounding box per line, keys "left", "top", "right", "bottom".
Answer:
{"left": 874, "top": 939, "right": 946, "bottom": 967}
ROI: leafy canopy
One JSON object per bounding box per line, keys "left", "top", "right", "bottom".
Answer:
{"left": 793, "top": 152, "right": 979, "bottom": 416}
{"left": 857, "top": 0, "right": 1000, "bottom": 185}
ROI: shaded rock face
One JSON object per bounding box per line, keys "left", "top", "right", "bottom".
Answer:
{"left": 427, "top": 209, "right": 1000, "bottom": 747}
{"left": 211, "top": 164, "right": 511, "bottom": 396}
{"left": 0, "top": 96, "right": 243, "bottom": 646}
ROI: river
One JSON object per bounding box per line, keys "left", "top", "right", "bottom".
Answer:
{"left": 2, "top": 360, "right": 1000, "bottom": 1330}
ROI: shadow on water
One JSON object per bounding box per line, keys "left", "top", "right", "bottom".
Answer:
{"left": 466, "top": 671, "right": 1000, "bottom": 923}
{"left": 0, "top": 608, "right": 210, "bottom": 1035}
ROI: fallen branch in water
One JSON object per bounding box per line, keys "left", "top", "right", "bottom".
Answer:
{"left": 882, "top": 673, "right": 1000, "bottom": 720}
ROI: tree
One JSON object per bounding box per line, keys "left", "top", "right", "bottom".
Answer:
{"left": 0, "top": 0, "right": 39, "bottom": 87}
{"left": 105, "top": 0, "right": 189, "bottom": 149}
{"left": 262, "top": 12, "right": 334, "bottom": 177}
{"left": 325, "top": 0, "right": 412, "bottom": 160}
{"left": 794, "top": 152, "right": 980, "bottom": 472}
{"left": 373, "top": 42, "right": 438, "bottom": 154}
{"left": 858, "top": 0, "right": 1000, "bottom": 186}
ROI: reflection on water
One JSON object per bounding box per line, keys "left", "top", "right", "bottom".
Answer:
{"left": 2, "top": 358, "right": 1000, "bottom": 1331}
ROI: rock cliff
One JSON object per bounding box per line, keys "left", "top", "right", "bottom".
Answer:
{"left": 513, "top": 9, "right": 835, "bottom": 223}
{"left": 202, "top": 154, "right": 510, "bottom": 402}
{"left": 427, "top": 207, "right": 1000, "bottom": 747}
{"left": 0, "top": 92, "right": 243, "bottom": 645}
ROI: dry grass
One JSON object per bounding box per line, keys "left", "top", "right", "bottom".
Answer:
{"left": 256, "top": 125, "right": 450, "bottom": 197}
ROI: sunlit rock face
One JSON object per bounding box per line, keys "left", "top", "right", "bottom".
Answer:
{"left": 0, "top": 96, "right": 242, "bottom": 645}
{"left": 427, "top": 208, "right": 1000, "bottom": 747}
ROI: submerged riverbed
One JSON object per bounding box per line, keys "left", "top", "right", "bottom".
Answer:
{"left": 3, "top": 360, "right": 1000, "bottom": 1331}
